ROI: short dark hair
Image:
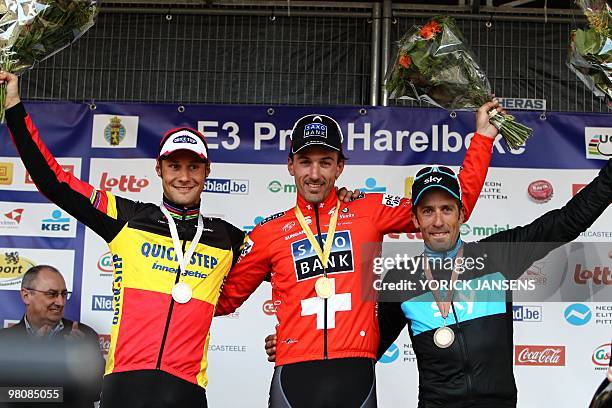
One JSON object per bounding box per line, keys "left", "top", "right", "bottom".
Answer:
{"left": 21, "top": 265, "right": 62, "bottom": 289}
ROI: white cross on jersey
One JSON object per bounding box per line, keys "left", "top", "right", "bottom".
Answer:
{"left": 300, "top": 278, "right": 351, "bottom": 329}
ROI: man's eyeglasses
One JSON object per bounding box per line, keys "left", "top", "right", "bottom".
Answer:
{"left": 24, "top": 288, "right": 72, "bottom": 300}
{"left": 415, "top": 165, "right": 457, "bottom": 180}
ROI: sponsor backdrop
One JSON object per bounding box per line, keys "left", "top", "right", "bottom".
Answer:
{"left": 0, "top": 101, "right": 610, "bottom": 407}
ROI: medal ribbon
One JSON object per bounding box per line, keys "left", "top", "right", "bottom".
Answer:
{"left": 423, "top": 245, "right": 464, "bottom": 320}
{"left": 160, "top": 206, "right": 204, "bottom": 278}
{"left": 294, "top": 199, "right": 341, "bottom": 273}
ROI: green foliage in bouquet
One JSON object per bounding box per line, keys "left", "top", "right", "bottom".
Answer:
{"left": 385, "top": 16, "right": 533, "bottom": 150}
{"left": 568, "top": 0, "right": 611, "bottom": 106}
{"left": 0, "top": 0, "right": 98, "bottom": 121}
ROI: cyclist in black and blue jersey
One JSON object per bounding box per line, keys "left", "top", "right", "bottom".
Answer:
{"left": 377, "top": 161, "right": 612, "bottom": 408}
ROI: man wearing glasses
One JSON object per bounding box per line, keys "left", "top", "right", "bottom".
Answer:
{"left": 0, "top": 265, "right": 105, "bottom": 407}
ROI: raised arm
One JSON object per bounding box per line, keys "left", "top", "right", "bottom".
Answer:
{"left": 1, "top": 72, "right": 136, "bottom": 242}
{"left": 457, "top": 100, "right": 501, "bottom": 220}
{"left": 481, "top": 159, "right": 612, "bottom": 279}
{"left": 368, "top": 101, "right": 499, "bottom": 234}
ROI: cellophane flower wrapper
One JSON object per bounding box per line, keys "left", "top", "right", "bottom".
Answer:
{"left": 0, "top": 0, "right": 98, "bottom": 121}
{"left": 385, "top": 16, "right": 533, "bottom": 150}
{"left": 568, "top": 0, "right": 612, "bottom": 107}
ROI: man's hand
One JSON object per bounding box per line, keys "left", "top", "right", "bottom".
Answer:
{"left": 265, "top": 334, "right": 277, "bottom": 362}
{"left": 336, "top": 187, "right": 362, "bottom": 203}
{"left": 476, "top": 98, "right": 505, "bottom": 139}
{"left": 64, "top": 321, "right": 86, "bottom": 341}
{"left": 0, "top": 71, "right": 20, "bottom": 110}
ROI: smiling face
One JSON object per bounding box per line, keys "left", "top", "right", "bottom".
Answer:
{"left": 412, "top": 189, "right": 464, "bottom": 252}
{"left": 156, "top": 150, "right": 210, "bottom": 208}
{"left": 288, "top": 146, "right": 345, "bottom": 204}
{"left": 21, "top": 268, "right": 67, "bottom": 329}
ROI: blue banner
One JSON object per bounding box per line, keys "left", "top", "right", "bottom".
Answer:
{"left": 0, "top": 101, "right": 610, "bottom": 324}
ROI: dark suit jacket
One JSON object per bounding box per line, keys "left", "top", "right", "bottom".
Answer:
{"left": 0, "top": 317, "right": 105, "bottom": 408}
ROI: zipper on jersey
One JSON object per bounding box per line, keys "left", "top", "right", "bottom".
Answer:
{"left": 156, "top": 209, "right": 187, "bottom": 369}
{"left": 313, "top": 205, "right": 328, "bottom": 360}
{"left": 451, "top": 302, "right": 474, "bottom": 398}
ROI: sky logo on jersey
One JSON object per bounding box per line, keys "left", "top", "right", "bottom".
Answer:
{"left": 513, "top": 305, "right": 542, "bottom": 322}
{"left": 92, "top": 295, "right": 113, "bottom": 311}
{"left": 205, "top": 178, "right": 249, "bottom": 195}
{"left": 379, "top": 343, "right": 400, "bottom": 364}
{"left": 564, "top": 303, "right": 592, "bottom": 326}
{"left": 292, "top": 230, "right": 354, "bottom": 280}
{"left": 41, "top": 210, "right": 71, "bottom": 232}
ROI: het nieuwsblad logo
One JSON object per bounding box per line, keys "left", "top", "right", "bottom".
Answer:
{"left": 205, "top": 178, "right": 249, "bottom": 195}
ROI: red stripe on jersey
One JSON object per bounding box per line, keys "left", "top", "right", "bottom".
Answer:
{"left": 23, "top": 114, "right": 94, "bottom": 199}
{"left": 112, "top": 288, "right": 170, "bottom": 370}
{"left": 160, "top": 299, "right": 214, "bottom": 383}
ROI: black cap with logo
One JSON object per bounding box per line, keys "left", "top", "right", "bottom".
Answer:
{"left": 289, "top": 114, "right": 344, "bottom": 156}
{"left": 411, "top": 166, "right": 462, "bottom": 207}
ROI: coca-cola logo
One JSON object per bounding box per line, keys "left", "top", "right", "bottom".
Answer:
{"left": 98, "top": 334, "right": 111, "bottom": 356}
{"left": 99, "top": 172, "right": 149, "bottom": 192}
{"left": 262, "top": 299, "right": 280, "bottom": 316}
{"left": 574, "top": 264, "right": 612, "bottom": 285}
{"left": 515, "top": 345, "right": 566, "bottom": 366}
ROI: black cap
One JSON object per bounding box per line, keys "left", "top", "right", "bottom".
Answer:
{"left": 411, "top": 166, "right": 462, "bottom": 206}
{"left": 290, "top": 114, "right": 344, "bottom": 155}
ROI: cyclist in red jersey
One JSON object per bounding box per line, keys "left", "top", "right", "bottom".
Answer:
{"left": 216, "top": 103, "right": 502, "bottom": 407}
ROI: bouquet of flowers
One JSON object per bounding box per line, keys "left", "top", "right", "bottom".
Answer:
{"left": 568, "top": 0, "right": 611, "bottom": 107}
{"left": 385, "top": 16, "right": 532, "bottom": 150}
{"left": 0, "top": 0, "right": 98, "bottom": 121}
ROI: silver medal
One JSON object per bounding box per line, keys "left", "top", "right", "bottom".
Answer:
{"left": 172, "top": 282, "right": 192, "bottom": 304}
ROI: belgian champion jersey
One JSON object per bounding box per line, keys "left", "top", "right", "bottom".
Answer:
{"left": 6, "top": 103, "right": 246, "bottom": 388}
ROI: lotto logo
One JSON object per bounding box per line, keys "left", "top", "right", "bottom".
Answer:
{"left": 99, "top": 172, "right": 149, "bottom": 192}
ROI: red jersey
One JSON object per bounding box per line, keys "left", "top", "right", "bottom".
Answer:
{"left": 215, "top": 134, "right": 494, "bottom": 366}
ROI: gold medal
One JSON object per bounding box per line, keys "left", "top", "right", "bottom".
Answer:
{"left": 433, "top": 326, "right": 455, "bottom": 348}
{"left": 315, "top": 276, "right": 334, "bottom": 299}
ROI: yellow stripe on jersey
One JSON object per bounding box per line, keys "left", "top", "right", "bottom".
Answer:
{"left": 196, "top": 332, "right": 212, "bottom": 387}
{"left": 105, "top": 192, "right": 118, "bottom": 219}
{"left": 108, "top": 229, "right": 232, "bottom": 303}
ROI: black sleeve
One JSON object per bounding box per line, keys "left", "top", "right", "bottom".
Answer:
{"left": 479, "top": 159, "right": 612, "bottom": 279}
{"left": 376, "top": 267, "right": 409, "bottom": 360}
{"left": 225, "top": 221, "right": 248, "bottom": 267}
{"left": 377, "top": 300, "right": 407, "bottom": 360}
